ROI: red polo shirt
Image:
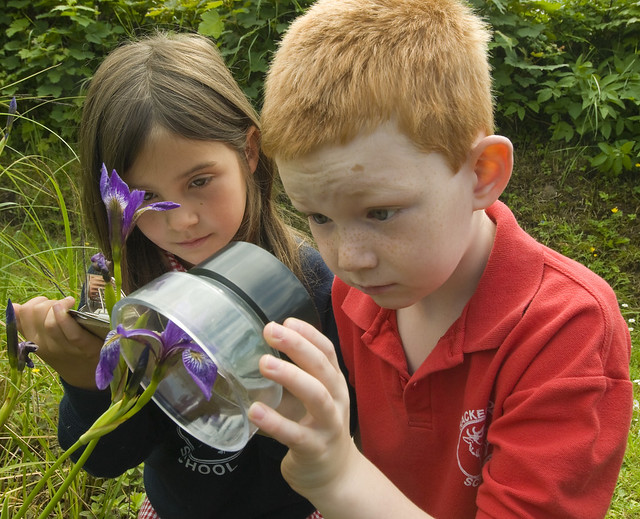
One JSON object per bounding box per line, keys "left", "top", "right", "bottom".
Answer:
{"left": 333, "top": 201, "right": 632, "bottom": 518}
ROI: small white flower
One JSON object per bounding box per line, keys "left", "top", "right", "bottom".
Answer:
{"left": 629, "top": 318, "right": 636, "bottom": 323}
{"left": 622, "top": 303, "right": 629, "bottom": 308}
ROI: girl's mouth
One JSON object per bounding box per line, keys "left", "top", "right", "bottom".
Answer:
{"left": 178, "top": 234, "right": 211, "bottom": 248}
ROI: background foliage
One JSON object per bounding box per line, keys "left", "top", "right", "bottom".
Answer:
{"left": 469, "top": 0, "right": 640, "bottom": 177}
{"left": 0, "top": 0, "right": 639, "bottom": 177}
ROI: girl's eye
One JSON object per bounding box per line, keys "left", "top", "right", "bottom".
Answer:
{"left": 190, "top": 176, "right": 211, "bottom": 188}
{"left": 367, "top": 208, "right": 397, "bottom": 221}
{"left": 309, "top": 214, "right": 330, "bottom": 225}
{"left": 142, "top": 191, "right": 156, "bottom": 202}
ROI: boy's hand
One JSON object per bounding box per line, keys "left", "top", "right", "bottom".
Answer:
{"left": 249, "top": 318, "right": 357, "bottom": 501}
{"left": 13, "top": 296, "right": 104, "bottom": 390}
{"left": 250, "top": 319, "right": 431, "bottom": 519}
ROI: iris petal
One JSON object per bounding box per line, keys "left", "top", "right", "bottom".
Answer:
{"left": 117, "top": 324, "right": 161, "bottom": 344}
{"left": 17, "top": 341, "right": 38, "bottom": 371}
{"left": 182, "top": 346, "right": 218, "bottom": 400}
{"left": 121, "top": 188, "right": 145, "bottom": 240}
{"left": 98, "top": 164, "right": 180, "bottom": 246}
{"left": 95, "top": 330, "right": 122, "bottom": 390}
{"left": 5, "top": 299, "right": 18, "bottom": 371}
{"left": 161, "top": 320, "right": 191, "bottom": 351}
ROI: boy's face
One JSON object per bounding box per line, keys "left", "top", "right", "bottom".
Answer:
{"left": 277, "top": 122, "right": 481, "bottom": 310}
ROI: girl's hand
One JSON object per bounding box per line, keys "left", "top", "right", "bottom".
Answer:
{"left": 13, "top": 296, "right": 105, "bottom": 390}
{"left": 248, "top": 318, "right": 357, "bottom": 502}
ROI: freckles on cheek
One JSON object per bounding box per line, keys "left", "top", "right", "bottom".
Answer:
{"left": 315, "top": 238, "right": 338, "bottom": 271}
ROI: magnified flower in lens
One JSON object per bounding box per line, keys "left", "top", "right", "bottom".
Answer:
{"left": 99, "top": 164, "right": 180, "bottom": 254}
{"left": 96, "top": 320, "right": 217, "bottom": 399}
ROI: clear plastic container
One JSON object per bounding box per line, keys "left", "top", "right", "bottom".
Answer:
{"left": 111, "top": 242, "right": 319, "bottom": 451}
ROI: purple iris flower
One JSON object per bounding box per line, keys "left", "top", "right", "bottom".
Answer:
{"left": 99, "top": 164, "right": 180, "bottom": 251}
{"left": 91, "top": 252, "right": 112, "bottom": 282}
{"left": 96, "top": 321, "right": 218, "bottom": 400}
{"left": 5, "top": 299, "right": 38, "bottom": 372}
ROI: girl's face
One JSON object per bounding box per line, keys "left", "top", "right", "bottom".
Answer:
{"left": 126, "top": 126, "right": 257, "bottom": 267}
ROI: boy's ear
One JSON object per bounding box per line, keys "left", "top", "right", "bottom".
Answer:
{"left": 469, "top": 135, "right": 513, "bottom": 210}
{"left": 245, "top": 126, "right": 260, "bottom": 174}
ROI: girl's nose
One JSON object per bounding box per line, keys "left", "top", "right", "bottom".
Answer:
{"left": 166, "top": 204, "right": 199, "bottom": 230}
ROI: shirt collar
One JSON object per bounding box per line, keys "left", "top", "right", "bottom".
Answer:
{"left": 339, "top": 201, "right": 544, "bottom": 357}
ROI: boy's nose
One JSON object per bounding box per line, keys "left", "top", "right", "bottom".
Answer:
{"left": 335, "top": 232, "right": 377, "bottom": 272}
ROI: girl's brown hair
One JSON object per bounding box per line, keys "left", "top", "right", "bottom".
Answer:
{"left": 79, "top": 32, "right": 305, "bottom": 293}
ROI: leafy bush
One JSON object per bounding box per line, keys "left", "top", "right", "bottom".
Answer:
{"left": 469, "top": 0, "right": 640, "bottom": 177}
{"left": 2, "top": 0, "right": 638, "bottom": 177}
{"left": 0, "top": 0, "right": 313, "bottom": 150}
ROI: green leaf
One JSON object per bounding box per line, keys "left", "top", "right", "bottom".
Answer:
{"left": 567, "top": 102, "right": 582, "bottom": 120}
{"left": 591, "top": 153, "right": 608, "bottom": 167}
{"left": 6, "top": 18, "right": 30, "bottom": 37}
{"left": 36, "top": 83, "right": 62, "bottom": 97}
{"left": 537, "top": 88, "right": 553, "bottom": 103}
{"left": 552, "top": 121, "right": 574, "bottom": 142}
{"left": 198, "top": 10, "right": 224, "bottom": 38}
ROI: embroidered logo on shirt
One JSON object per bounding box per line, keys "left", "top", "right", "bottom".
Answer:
{"left": 457, "top": 402, "right": 493, "bottom": 487}
{"left": 176, "top": 427, "right": 242, "bottom": 476}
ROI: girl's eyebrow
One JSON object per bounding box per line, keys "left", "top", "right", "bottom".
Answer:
{"left": 179, "top": 161, "right": 218, "bottom": 178}
{"left": 128, "top": 161, "right": 219, "bottom": 190}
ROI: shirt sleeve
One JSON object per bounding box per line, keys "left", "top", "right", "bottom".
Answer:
{"left": 475, "top": 271, "right": 632, "bottom": 518}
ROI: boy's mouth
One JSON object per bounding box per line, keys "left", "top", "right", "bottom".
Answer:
{"left": 352, "top": 283, "right": 394, "bottom": 296}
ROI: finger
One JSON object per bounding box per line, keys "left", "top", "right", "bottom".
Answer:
{"left": 52, "top": 297, "right": 86, "bottom": 339}
{"left": 263, "top": 321, "right": 341, "bottom": 388}
{"left": 248, "top": 400, "right": 301, "bottom": 445}
{"left": 283, "top": 317, "right": 339, "bottom": 365}
{"left": 259, "top": 353, "right": 336, "bottom": 423}
{"left": 52, "top": 298, "right": 103, "bottom": 354}
{"left": 13, "top": 297, "right": 48, "bottom": 332}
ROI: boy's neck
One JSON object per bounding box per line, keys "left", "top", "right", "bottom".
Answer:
{"left": 397, "top": 210, "right": 496, "bottom": 373}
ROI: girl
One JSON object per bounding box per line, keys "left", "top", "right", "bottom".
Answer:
{"left": 14, "top": 32, "right": 335, "bottom": 519}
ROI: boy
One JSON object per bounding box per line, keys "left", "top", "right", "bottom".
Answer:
{"left": 248, "top": 1, "right": 633, "bottom": 517}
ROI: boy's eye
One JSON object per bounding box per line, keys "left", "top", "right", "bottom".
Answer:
{"left": 309, "top": 214, "right": 330, "bottom": 225}
{"left": 367, "top": 208, "right": 397, "bottom": 221}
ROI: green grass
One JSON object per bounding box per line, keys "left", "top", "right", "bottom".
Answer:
{"left": 0, "top": 132, "right": 638, "bottom": 516}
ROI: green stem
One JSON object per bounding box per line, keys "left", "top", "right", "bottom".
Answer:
{"left": 35, "top": 438, "right": 100, "bottom": 519}
{"left": 112, "top": 254, "right": 122, "bottom": 310}
{"left": 0, "top": 372, "right": 21, "bottom": 429}
{"left": 12, "top": 435, "right": 84, "bottom": 519}
{"left": 121, "top": 370, "right": 162, "bottom": 421}
{"left": 83, "top": 372, "right": 162, "bottom": 440}
{"left": 12, "top": 397, "right": 129, "bottom": 518}
{"left": 12, "top": 365, "right": 164, "bottom": 517}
